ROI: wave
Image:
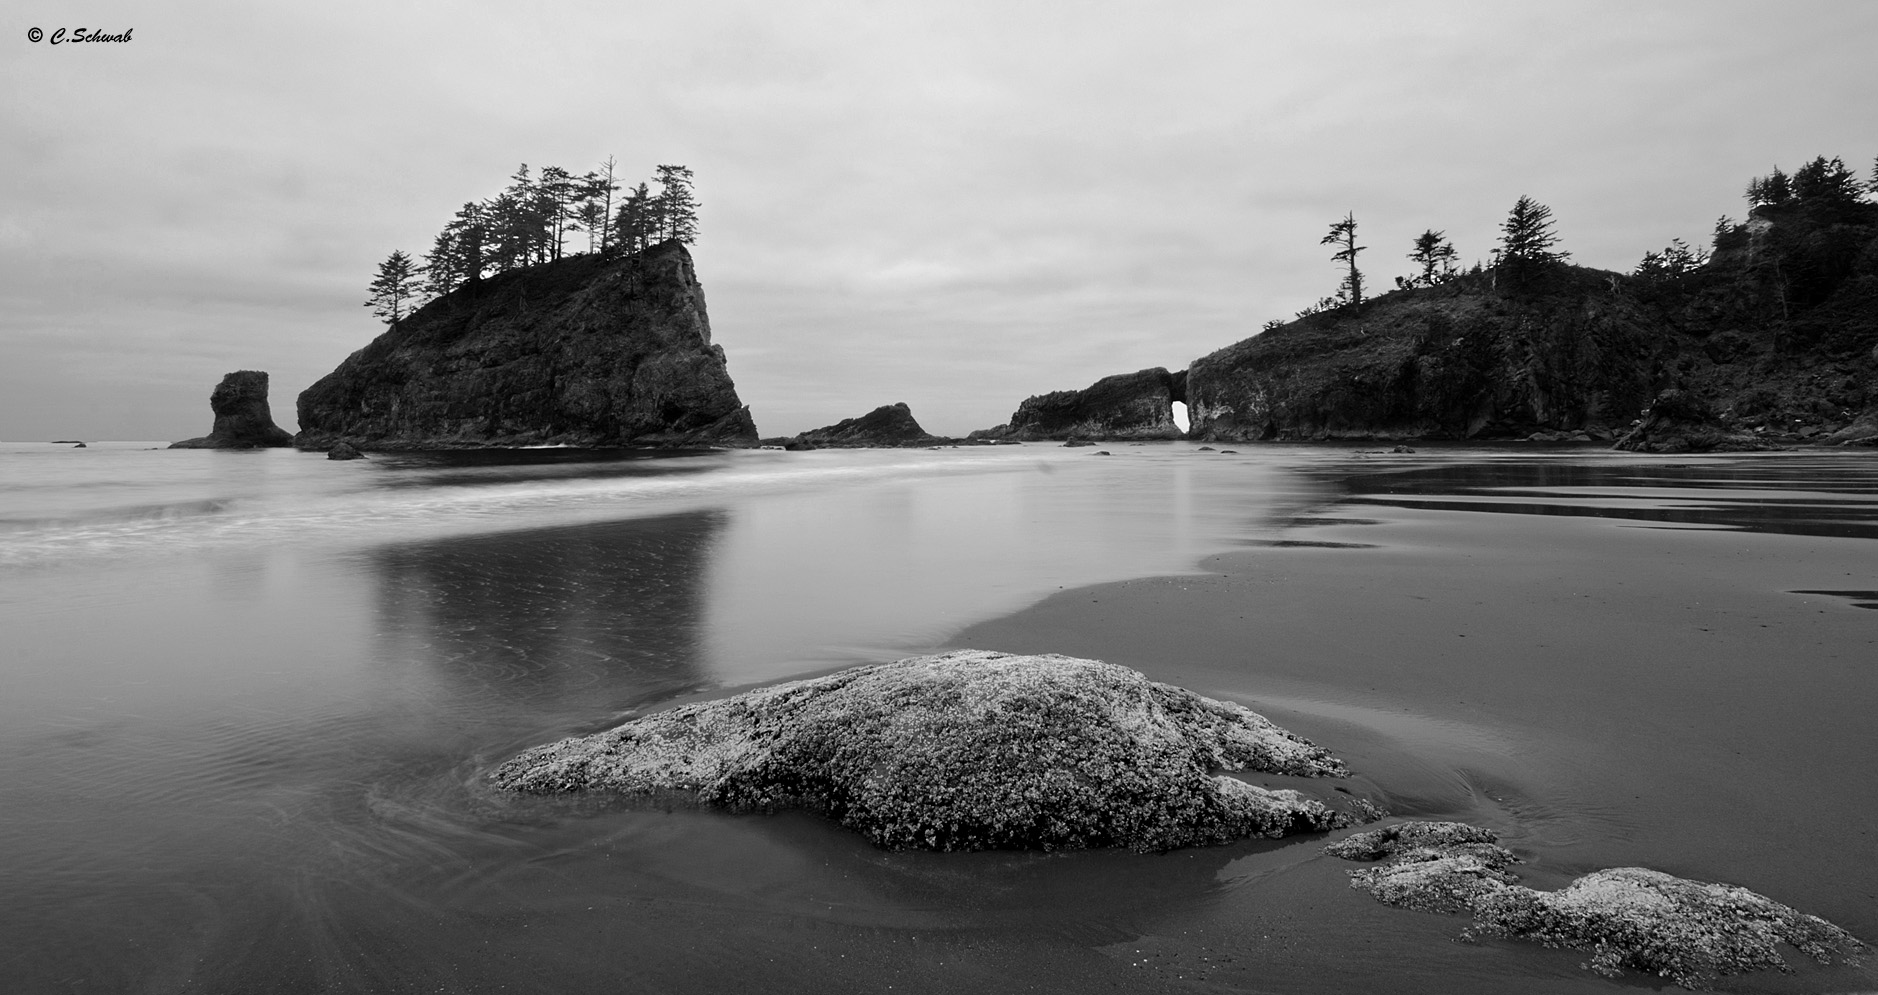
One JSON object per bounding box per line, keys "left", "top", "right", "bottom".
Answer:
{"left": 0, "top": 449, "right": 1046, "bottom": 566}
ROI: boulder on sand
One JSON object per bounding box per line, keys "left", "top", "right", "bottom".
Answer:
{"left": 495, "top": 650, "right": 1354, "bottom": 852}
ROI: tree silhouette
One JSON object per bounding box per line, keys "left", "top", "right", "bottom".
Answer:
{"left": 366, "top": 250, "right": 423, "bottom": 324}
{"left": 1746, "top": 167, "right": 1792, "bottom": 207}
{"left": 1407, "top": 229, "right": 1458, "bottom": 287}
{"left": 613, "top": 182, "right": 655, "bottom": 254}
{"left": 1497, "top": 196, "right": 1568, "bottom": 282}
{"left": 1319, "top": 211, "right": 1365, "bottom": 306}
{"left": 654, "top": 164, "right": 700, "bottom": 244}
{"left": 1790, "top": 155, "right": 1861, "bottom": 203}
{"left": 589, "top": 157, "right": 620, "bottom": 253}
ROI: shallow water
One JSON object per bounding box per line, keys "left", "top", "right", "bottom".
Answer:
{"left": 2, "top": 441, "right": 1875, "bottom": 993}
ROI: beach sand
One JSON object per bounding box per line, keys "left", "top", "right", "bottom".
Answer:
{"left": 942, "top": 500, "right": 1878, "bottom": 992}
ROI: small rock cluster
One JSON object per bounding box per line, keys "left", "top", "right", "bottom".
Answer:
{"left": 1326, "top": 821, "right": 1867, "bottom": 989}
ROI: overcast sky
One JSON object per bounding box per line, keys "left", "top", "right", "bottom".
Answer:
{"left": 4, "top": 1, "right": 1874, "bottom": 440}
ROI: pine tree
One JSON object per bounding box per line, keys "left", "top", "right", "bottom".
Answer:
{"left": 1497, "top": 196, "right": 1568, "bottom": 281}
{"left": 1746, "top": 167, "right": 1792, "bottom": 207}
{"left": 590, "top": 157, "right": 621, "bottom": 253}
{"left": 654, "top": 164, "right": 700, "bottom": 244}
{"left": 1407, "top": 229, "right": 1458, "bottom": 287}
{"left": 365, "top": 250, "right": 423, "bottom": 324}
{"left": 1790, "top": 155, "right": 1861, "bottom": 203}
{"left": 424, "top": 202, "right": 487, "bottom": 297}
{"left": 1319, "top": 211, "right": 1364, "bottom": 306}
{"left": 614, "top": 182, "right": 655, "bottom": 254}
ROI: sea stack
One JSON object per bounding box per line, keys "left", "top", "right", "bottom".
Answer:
{"left": 777, "top": 402, "right": 938, "bottom": 449}
{"left": 972, "top": 367, "right": 1186, "bottom": 442}
{"left": 295, "top": 241, "right": 757, "bottom": 450}
{"left": 168, "top": 370, "right": 295, "bottom": 449}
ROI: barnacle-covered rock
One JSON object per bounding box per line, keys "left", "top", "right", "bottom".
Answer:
{"left": 1469, "top": 867, "right": 1868, "bottom": 990}
{"left": 1325, "top": 821, "right": 1868, "bottom": 989}
{"left": 1325, "top": 821, "right": 1521, "bottom": 914}
{"left": 495, "top": 650, "right": 1351, "bottom": 851}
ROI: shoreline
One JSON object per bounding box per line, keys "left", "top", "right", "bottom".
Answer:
{"left": 939, "top": 488, "right": 1878, "bottom": 991}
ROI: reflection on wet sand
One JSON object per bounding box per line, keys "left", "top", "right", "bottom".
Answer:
{"left": 1317, "top": 453, "right": 1878, "bottom": 539}
{"left": 370, "top": 509, "right": 727, "bottom": 720}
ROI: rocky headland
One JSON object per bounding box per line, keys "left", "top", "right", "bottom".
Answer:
{"left": 168, "top": 370, "right": 295, "bottom": 449}
{"left": 767, "top": 402, "right": 939, "bottom": 450}
{"left": 980, "top": 175, "right": 1876, "bottom": 446}
{"left": 295, "top": 241, "right": 757, "bottom": 450}
{"left": 971, "top": 367, "right": 1186, "bottom": 441}
{"left": 495, "top": 650, "right": 1357, "bottom": 852}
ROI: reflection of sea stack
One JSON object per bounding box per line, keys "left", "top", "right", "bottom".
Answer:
{"left": 371, "top": 510, "right": 725, "bottom": 707}
{"left": 296, "top": 241, "right": 757, "bottom": 450}
{"left": 168, "top": 370, "right": 295, "bottom": 449}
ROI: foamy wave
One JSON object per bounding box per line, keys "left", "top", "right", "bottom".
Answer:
{"left": 0, "top": 449, "right": 1046, "bottom": 566}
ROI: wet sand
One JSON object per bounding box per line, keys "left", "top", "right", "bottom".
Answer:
{"left": 6, "top": 446, "right": 1875, "bottom": 993}
{"left": 950, "top": 495, "right": 1878, "bottom": 992}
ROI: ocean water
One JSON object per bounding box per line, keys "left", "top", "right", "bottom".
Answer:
{"left": 1, "top": 441, "right": 1875, "bottom": 993}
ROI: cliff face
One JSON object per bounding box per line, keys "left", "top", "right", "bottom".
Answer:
{"left": 169, "top": 370, "right": 295, "bottom": 449}
{"left": 975, "top": 367, "right": 1184, "bottom": 441}
{"left": 296, "top": 242, "right": 757, "bottom": 450}
{"left": 1188, "top": 198, "right": 1878, "bottom": 443}
{"left": 1187, "top": 270, "right": 1662, "bottom": 441}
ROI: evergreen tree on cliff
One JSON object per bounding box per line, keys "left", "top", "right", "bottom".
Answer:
{"left": 424, "top": 202, "right": 488, "bottom": 297}
{"left": 581, "top": 159, "right": 619, "bottom": 254}
{"left": 1496, "top": 195, "right": 1568, "bottom": 284}
{"left": 366, "top": 250, "right": 423, "bottom": 324}
{"left": 1407, "top": 229, "right": 1458, "bottom": 287}
{"left": 654, "top": 164, "right": 700, "bottom": 244}
{"left": 1789, "top": 155, "right": 1863, "bottom": 204}
{"left": 1320, "top": 211, "right": 1365, "bottom": 306}
{"left": 1746, "top": 167, "right": 1792, "bottom": 207}
{"left": 614, "top": 182, "right": 655, "bottom": 254}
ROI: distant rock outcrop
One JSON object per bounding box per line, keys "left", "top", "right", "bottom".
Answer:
{"left": 1613, "top": 389, "right": 1778, "bottom": 453}
{"left": 973, "top": 367, "right": 1184, "bottom": 441}
{"left": 168, "top": 371, "right": 295, "bottom": 449}
{"left": 295, "top": 242, "right": 757, "bottom": 450}
{"left": 774, "top": 402, "right": 937, "bottom": 450}
{"left": 495, "top": 650, "right": 1355, "bottom": 852}
{"left": 326, "top": 441, "right": 365, "bottom": 460}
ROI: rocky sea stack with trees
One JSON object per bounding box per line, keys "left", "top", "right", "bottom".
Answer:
{"left": 298, "top": 162, "right": 755, "bottom": 450}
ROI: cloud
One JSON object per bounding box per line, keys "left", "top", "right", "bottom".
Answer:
{"left": 3, "top": 0, "right": 1875, "bottom": 439}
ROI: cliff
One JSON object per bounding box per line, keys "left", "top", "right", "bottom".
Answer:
{"left": 295, "top": 242, "right": 757, "bottom": 450}
{"left": 169, "top": 370, "right": 295, "bottom": 449}
{"left": 973, "top": 367, "right": 1185, "bottom": 441}
{"left": 1187, "top": 268, "right": 1662, "bottom": 441}
{"left": 1187, "top": 195, "right": 1878, "bottom": 443}
{"left": 774, "top": 402, "right": 938, "bottom": 449}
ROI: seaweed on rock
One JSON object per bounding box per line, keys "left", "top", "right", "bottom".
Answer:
{"left": 495, "top": 650, "right": 1351, "bottom": 852}
{"left": 1325, "top": 820, "right": 1868, "bottom": 989}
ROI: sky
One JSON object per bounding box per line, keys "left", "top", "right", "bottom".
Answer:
{"left": 4, "top": 1, "right": 1875, "bottom": 441}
